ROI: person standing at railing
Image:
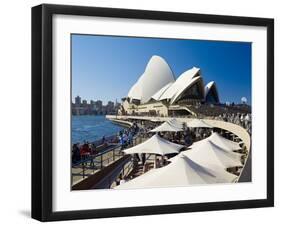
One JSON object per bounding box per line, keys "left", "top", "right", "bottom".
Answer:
{"left": 184, "top": 134, "right": 192, "bottom": 146}
{"left": 72, "top": 143, "right": 81, "bottom": 164}
{"left": 80, "top": 142, "right": 91, "bottom": 163}
{"left": 88, "top": 143, "right": 96, "bottom": 167}
{"left": 102, "top": 136, "right": 106, "bottom": 144}
{"left": 90, "top": 143, "right": 97, "bottom": 155}
{"left": 128, "top": 132, "right": 133, "bottom": 146}
{"left": 141, "top": 153, "right": 146, "bottom": 166}
{"left": 119, "top": 134, "right": 125, "bottom": 150}
{"left": 123, "top": 133, "right": 128, "bottom": 147}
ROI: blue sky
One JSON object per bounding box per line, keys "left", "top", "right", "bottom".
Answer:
{"left": 72, "top": 34, "right": 251, "bottom": 105}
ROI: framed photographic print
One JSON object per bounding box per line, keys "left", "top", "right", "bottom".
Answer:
{"left": 32, "top": 4, "right": 274, "bottom": 221}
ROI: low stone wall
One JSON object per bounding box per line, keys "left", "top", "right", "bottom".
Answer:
{"left": 108, "top": 117, "right": 133, "bottom": 128}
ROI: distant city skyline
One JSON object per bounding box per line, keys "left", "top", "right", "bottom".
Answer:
{"left": 72, "top": 34, "right": 251, "bottom": 104}
{"left": 72, "top": 95, "right": 120, "bottom": 116}
{"left": 72, "top": 95, "right": 118, "bottom": 105}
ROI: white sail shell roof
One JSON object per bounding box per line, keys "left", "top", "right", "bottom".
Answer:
{"left": 128, "top": 83, "right": 142, "bottom": 100}
{"left": 158, "top": 67, "right": 201, "bottom": 103}
{"left": 204, "top": 81, "right": 215, "bottom": 98}
{"left": 115, "top": 154, "right": 237, "bottom": 189}
{"left": 126, "top": 56, "right": 221, "bottom": 105}
{"left": 204, "top": 81, "right": 219, "bottom": 102}
{"left": 127, "top": 55, "right": 175, "bottom": 103}
{"left": 123, "top": 134, "right": 184, "bottom": 156}
{"left": 151, "top": 82, "right": 173, "bottom": 101}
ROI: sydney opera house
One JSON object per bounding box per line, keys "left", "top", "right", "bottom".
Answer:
{"left": 120, "top": 55, "right": 220, "bottom": 117}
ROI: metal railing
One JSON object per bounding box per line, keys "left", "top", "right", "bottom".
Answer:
{"left": 94, "top": 158, "right": 134, "bottom": 189}
{"left": 71, "top": 144, "right": 123, "bottom": 185}
{"left": 71, "top": 135, "right": 142, "bottom": 186}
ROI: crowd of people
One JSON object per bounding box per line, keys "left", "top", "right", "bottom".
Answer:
{"left": 214, "top": 113, "right": 252, "bottom": 134}
{"left": 172, "top": 104, "right": 252, "bottom": 134}
{"left": 72, "top": 123, "right": 140, "bottom": 164}
{"left": 72, "top": 141, "right": 99, "bottom": 164}
{"left": 72, "top": 112, "right": 251, "bottom": 166}
{"left": 187, "top": 103, "right": 251, "bottom": 116}
{"left": 157, "top": 127, "right": 212, "bottom": 147}
{"left": 131, "top": 120, "right": 212, "bottom": 147}
{"left": 118, "top": 123, "right": 139, "bottom": 149}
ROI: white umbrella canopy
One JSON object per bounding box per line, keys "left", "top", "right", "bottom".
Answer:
{"left": 115, "top": 153, "right": 237, "bottom": 190}
{"left": 150, "top": 121, "right": 183, "bottom": 132}
{"left": 183, "top": 140, "right": 243, "bottom": 169}
{"left": 186, "top": 119, "right": 213, "bottom": 128}
{"left": 192, "top": 132, "right": 241, "bottom": 151}
{"left": 208, "top": 132, "right": 241, "bottom": 150}
{"left": 123, "top": 134, "right": 184, "bottom": 156}
{"left": 167, "top": 118, "right": 183, "bottom": 129}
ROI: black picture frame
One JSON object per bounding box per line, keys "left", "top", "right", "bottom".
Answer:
{"left": 32, "top": 3, "right": 274, "bottom": 222}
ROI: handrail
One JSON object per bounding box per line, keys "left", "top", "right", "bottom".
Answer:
{"left": 72, "top": 155, "right": 132, "bottom": 190}
{"left": 72, "top": 144, "right": 121, "bottom": 167}
{"left": 71, "top": 143, "right": 124, "bottom": 186}
{"left": 72, "top": 134, "right": 140, "bottom": 185}
{"left": 93, "top": 156, "right": 133, "bottom": 189}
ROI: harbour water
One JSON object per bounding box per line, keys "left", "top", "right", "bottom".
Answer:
{"left": 72, "top": 115, "right": 123, "bottom": 144}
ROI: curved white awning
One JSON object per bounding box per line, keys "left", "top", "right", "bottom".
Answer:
{"left": 123, "top": 134, "right": 184, "bottom": 155}
{"left": 186, "top": 119, "right": 213, "bottom": 128}
{"left": 150, "top": 121, "right": 183, "bottom": 132}
{"left": 185, "top": 140, "right": 243, "bottom": 169}
{"left": 192, "top": 132, "right": 241, "bottom": 151}
{"left": 115, "top": 153, "right": 237, "bottom": 189}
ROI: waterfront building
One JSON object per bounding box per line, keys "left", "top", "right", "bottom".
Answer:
{"left": 106, "top": 101, "right": 115, "bottom": 114}
{"left": 90, "top": 100, "right": 95, "bottom": 106}
{"left": 107, "top": 101, "right": 114, "bottom": 109}
{"left": 96, "top": 100, "right": 103, "bottom": 112}
{"left": 120, "top": 55, "right": 220, "bottom": 117}
{"left": 75, "top": 95, "right": 81, "bottom": 106}
{"left": 82, "top": 99, "right": 87, "bottom": 107}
